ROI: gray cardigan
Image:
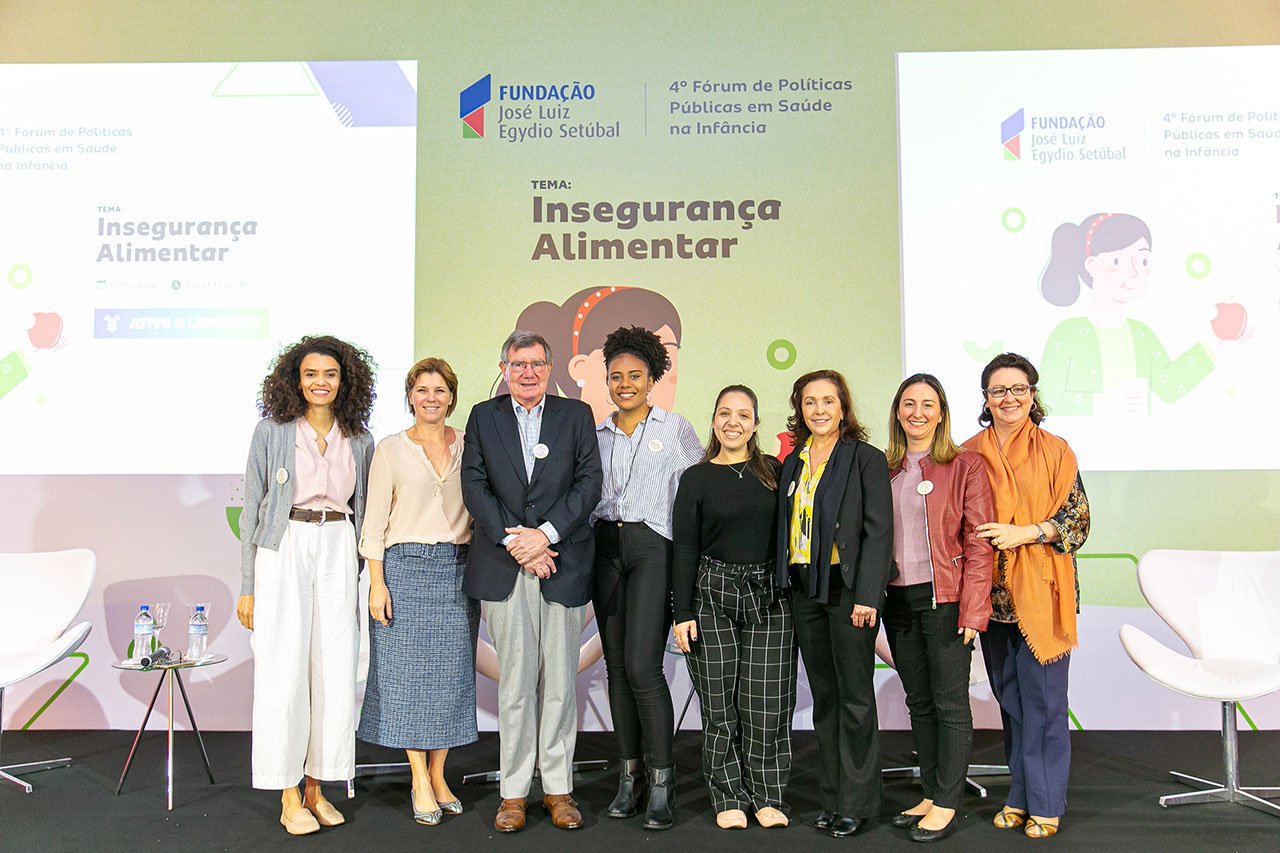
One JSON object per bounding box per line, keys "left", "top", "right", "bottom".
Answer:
{"left": 239, "top": 417, "right": 374, "bottom": 595}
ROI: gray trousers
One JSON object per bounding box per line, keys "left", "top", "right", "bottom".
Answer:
{"left": 484, "top": 569, "right": 585, "bottom": 799}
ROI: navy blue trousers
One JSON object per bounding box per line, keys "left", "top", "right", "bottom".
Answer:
{"left": 981, "top": 620, "right": 1071, "bottom": 817}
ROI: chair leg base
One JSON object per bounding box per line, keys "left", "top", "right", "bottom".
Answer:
{"left": 1, "top": 758, "right": 72, "bottom": 793}
{"left": 1160, "top": 770, "right": 1280, "bottom": 817}
{"left": 462, "top": 759, "right": 609, "bottom": 786}
{"left": 882, "top": 763, "right": 1008, "bottom": 798}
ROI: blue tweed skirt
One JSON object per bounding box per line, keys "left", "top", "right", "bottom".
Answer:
{"left": 357, "top": 542, "right": 480, "bottom": 750}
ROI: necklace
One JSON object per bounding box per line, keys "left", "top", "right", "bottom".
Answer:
{"left": 726, "top": 461, "right": 748, "bottom": 479}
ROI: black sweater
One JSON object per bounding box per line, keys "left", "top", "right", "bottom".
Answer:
{"left": 671, "top": 459, "right": 780, "bottom": 623}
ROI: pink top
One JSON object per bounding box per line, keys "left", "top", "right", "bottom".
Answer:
{"left": 293, "top": 417, "right": 356, "bottom": 514}
{"left": 890, "top": 450, "right": 933, "bottom": 586}
{"left": 358, "top": 428, "right": 472, "bottom": 560}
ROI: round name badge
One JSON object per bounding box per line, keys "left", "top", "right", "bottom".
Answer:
{"left": 917, "top": 479, "right": 934, "bottom": 496}
{"left": 532, "top": 443, "right": 550, "bottom": 459}
{"left": 275, "top": 467, "right": 289, "bottom": 485}
{"left": 648, "top": 438, "right": 664, "bottom": 453}
{"left": 787, "top": 481, "right": 797, "bottom": 497}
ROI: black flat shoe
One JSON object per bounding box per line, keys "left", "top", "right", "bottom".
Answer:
{"left": 828, "top": 816, "right": 864, "bottom": 837}
{"left": 813, "top": 810, "right": 836, "bottom": 830}
{"left": 910, "top": 815, "right": 959, "bottom": 843}
{"left": 891, "top": 811, "right": 925, "bottom": 828}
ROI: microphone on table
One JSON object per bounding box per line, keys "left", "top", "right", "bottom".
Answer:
{"left": 140, "top": 646, "right": 174, "bottom": 668}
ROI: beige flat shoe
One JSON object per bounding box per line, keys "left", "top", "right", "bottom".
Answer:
{"left": 280, "top": 805, "right": 321, "bottom": 835}
{"left": 716, "top": 808, "right": 748, "bottom": 829}
{"left": 755, "top": 806, "right": 789, "bottom": 828}
{"left": 305, "top": 798, "right": 346, "bottom": 827}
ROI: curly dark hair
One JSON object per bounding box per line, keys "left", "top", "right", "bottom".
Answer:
{"left": 785, "top": 368, "right": 869, "bottom": 447}
{"left": 601, "top": 325, "right": 671, "bottom": 381}
{"left": 977, "top": 352, "right": 1047, "bottom": 426}
{"left": 258, "top": 335, "right": 377, "bottom": 436}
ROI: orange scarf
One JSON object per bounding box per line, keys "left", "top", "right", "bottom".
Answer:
{"left": 964, "top": 419, "right": 1078, "bottom": 663}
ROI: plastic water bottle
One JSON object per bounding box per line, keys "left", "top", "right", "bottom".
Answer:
{"left": 132, "top": 605, "right": 155, "bottom": 662}
{"left": 187, "top": 605, "right": 208, "bottom": 661}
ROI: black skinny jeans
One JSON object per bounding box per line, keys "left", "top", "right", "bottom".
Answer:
{"left": 883, "top": 582, "right": 974, "bottom": 809}
{"left": 592, "top": 521, "right": 674, "bottom": 767}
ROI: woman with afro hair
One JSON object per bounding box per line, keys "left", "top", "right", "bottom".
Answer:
{"left": 589, "top": 325, "right": 703, "bottom": 830}
{"left": 236, "top": 334, "right": 376, "bottom": 836}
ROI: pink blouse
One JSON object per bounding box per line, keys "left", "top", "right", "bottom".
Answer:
{"left": 890, "top": 450, "right": 933, "bottom": 586}
{"left": 293, "top": 417, "right": 356, "bottom": 514}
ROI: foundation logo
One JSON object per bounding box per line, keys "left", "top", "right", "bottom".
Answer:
{"left": 1001, "top": 108, "right": 1024, "bottom": 160}
{"left": 460, "top": 74, "right": 491, "bottom": 139}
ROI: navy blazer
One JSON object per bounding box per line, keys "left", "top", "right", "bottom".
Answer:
{"left": 775, "top": 436, "right": 895, "bottom": 615}
{"left": 461, "top": 393, "right": 602, "bottom": 606}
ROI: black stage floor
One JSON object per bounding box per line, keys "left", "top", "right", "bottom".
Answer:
{"left": 3, "top": 729, "right": 1277, "bottom": 852}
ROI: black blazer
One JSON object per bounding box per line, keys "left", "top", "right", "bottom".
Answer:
{"left": 461, "top": 393, "right": 603, "bottom": 606}
{"left": 775, "top": 437, "right": 894, "bottom": 614}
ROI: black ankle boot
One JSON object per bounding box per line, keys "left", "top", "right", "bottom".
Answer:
{"left": 643, "top": 766, "right": 675, "bottom": 830}
{"left": 606, "top": 758, "right": 645, "bottom": 818}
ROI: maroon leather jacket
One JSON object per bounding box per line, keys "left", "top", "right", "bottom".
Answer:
{"left": 888, "top": 448, "right": 995, "bottom": 631}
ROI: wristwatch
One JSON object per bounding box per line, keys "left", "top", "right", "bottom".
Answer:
{"left": 1035, "top": 524, "right": 1049, "bottom": 544}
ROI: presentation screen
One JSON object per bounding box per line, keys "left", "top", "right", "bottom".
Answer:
{"left": 0, "top": 61, "right": 417, "bottom": 475}
{"left": 897, "top": 46, "right": 1280, "bottom": 470}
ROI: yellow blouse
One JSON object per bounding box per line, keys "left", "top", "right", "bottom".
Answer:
{"left": 788, "top": 439, "right": 840, "bottom": 566}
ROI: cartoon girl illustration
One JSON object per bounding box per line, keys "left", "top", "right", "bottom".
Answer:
{"left": 1037, "top": 212, "right": 1215, "bottom": 416}
{"left": 510, "top": 286, "right": 682, "bottom": 424}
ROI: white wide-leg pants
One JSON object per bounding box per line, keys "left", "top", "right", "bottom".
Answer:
{"left": 251, "top": 519, "right": 359, "bottom": 789}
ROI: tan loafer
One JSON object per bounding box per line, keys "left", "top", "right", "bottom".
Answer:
{"left": 305, "top": 798, "right": 345, "bottom": 827}
{"left": 495, "top": 797, "right": 527, "bottom": 832}
{"left": 716, "top": 808, "right": 748, "bottom": 829}
{"left": 755, "top": 806, "right": 789, "bottom": 828}
{"left": 543, "top": 793, "right": 584, "bottom": 830}
{"left": 280, "top": 804, "right": 321, "bottom": 835}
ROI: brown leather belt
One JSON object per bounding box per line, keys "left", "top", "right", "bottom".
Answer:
{"left": 289, "top": 507, "right": 348, "bottom": 525}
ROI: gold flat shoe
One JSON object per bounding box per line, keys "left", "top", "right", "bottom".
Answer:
{"left": 1025, "top": 816, "right": 1059, "bottom": 838}
{"left": 993, "top": 807, "right": 1026, "bottom": 829}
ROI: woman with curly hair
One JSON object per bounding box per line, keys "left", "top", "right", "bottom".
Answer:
{"left": 590, "top": 326, "right": 703, "bottom": 830}
{"left": 236, "top": 334, "right": 377, "bottom": 836}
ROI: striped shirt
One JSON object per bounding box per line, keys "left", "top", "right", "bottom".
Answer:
{"left": 509, "top": 395, "right": 560, "bottom": 544}
{"left": 590, "top": 405, "right": 704, "bottom": 540}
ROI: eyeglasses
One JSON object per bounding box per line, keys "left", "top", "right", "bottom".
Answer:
{"left": 985, "top": 384, "right": 1033, "bottom": 399}
{"left": 505, "top": 359, "right": 549, "bottom": 373}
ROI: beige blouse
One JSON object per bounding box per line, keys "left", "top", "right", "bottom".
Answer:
{"left": 358, "top": 428, "right": 472, "bottom": 560}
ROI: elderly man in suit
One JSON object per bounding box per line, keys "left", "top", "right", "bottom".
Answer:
{"left": 461, "top": 329, "right": 603, "bottom": 832}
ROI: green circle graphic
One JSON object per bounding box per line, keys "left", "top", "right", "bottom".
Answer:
{"left": 1185, "top": 252, "right": 1211, "bottom": 279}
{"left": 767, "top": 339, "right": 797, "bottom": 370}
{"left": 9, "top": 263, "right": 32, "bottom": 289}
{"left": 1002, "top": 207, "right": 1025, "bottom": 233}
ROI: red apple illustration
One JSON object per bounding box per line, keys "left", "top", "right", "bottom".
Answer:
{"left": 28, "top": 312, "right": 66, "bottom": 350}
{"left": 1210, "top": 302, "right": 1248, "bottom": 341}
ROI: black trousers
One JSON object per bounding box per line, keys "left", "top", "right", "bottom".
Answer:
{"left": 685, "top": 557, "right": 797, "bottom": 812}
{"left": 592, "top": 521, "right": 674, "bottom": 767}
{"left": 790, "top": 566, "right": 881, "bottom": 818}
{"left": 883, "top": 583, "right": 974, "bottom": 809}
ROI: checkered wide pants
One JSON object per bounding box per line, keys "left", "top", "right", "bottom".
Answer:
{"left": 685, "top": 558, "right": 797, "bottom": 812}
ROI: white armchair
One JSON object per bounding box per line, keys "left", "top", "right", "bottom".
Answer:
{"left": 1120, "top": 549, "right": 1280, "bottom": 816}
{"left": 0, "top": 549, "right": 95, "bottom": 792}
